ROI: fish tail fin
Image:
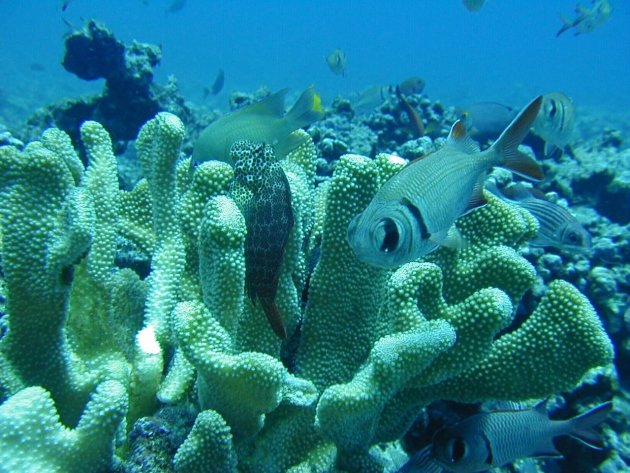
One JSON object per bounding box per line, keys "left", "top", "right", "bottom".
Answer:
{"left": 260, "top": 298, "right": 287, "bottom": 339}
{"left": 491, "top": 96, "right": 544, "bottom": 181}
{"left": 285, "top": 86, "right": 324, "bottom": 128}
{"left": 568, "top": 401, "right": 613, "bottom": 450}
{"left": 556, "top": 14, "right": 573, "bottom": 36}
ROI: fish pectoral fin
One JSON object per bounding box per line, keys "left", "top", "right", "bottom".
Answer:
{"left": 463, "top": 175, "right": 488, "bottom": 213}
{"left": 430, "top": 226, "right": 469, "bottom": 251}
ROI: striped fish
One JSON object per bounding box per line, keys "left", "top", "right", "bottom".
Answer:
{"left": 431, "top": 401, "right": 612, "bottom": 473}
{"left": 347, "top": 96, "right": 544, "bottom": 269}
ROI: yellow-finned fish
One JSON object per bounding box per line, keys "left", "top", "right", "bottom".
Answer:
{"left": 192, "top": 86, "right": 323, "bottom": 163}
{"left": 347, "top": 96, "right": 544, "bottom": 269}
{"left": 532, "top": 92, "right": 575, "bottom": 158}
{"left": 557, "top": 0, "right": 612, "bottom": 37}
{"left": 326, "top": 48, "right": 347, "bottom": 76}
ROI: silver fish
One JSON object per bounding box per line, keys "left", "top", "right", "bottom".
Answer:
{"left": 431, "top": 401, "right": 612, "bottom": 473}
{"left": 557, "top": 0, "right": 612, "bottom": 37}
{"left": 347, "top": 96, "right": 544, "bottom": 269}
{"left": 487, "top": 181, "right": 592, "bottom": 253}
{"left": 326, "top": 48, "right": 347, "bottom": 76}
{"left": 532, "top": 92, "right": 575, "bottom": 158}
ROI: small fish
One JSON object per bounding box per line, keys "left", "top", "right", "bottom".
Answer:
{"left": 165, "top": 0, "right": 187, "bottom": 14}
{"left": 229, "top": 141, "right": 294, "bottom": 339}
{"left": 458, "top": 102, "right": 518, "bottom": 144}
{"left": 430, "top": 401, "right": 612, "bottom": 473}
{"left": 193, "top": 86, "right": 324, "bottom": 163}
{"left": 557, "top": 0, "right": 612, "bottom": 37}
{"left": 396, "top": 86, "right": 425, "bottom": 137}
{"left": 398, "top": 76, "right": 426, "bottom": 95}
{"left": 487, "top": 181, "right": 592, "bottom": 253}
{"left": 29, "top": 63, "right": 46, "bottom": 72}
{"left": 60, "top": 0, "right": 73, "bottom": 11}
{"left": 462, "top": 0, "right": 485, "bottom": 12}
{"left": 326, "top": 48, "right": 347, "bottom": 76}
{"left": 347, "top": 96, "right": 543, "bottom": 269}
{"left": 354, "top": 85, "right": 392, "bottom": 113}
{"left": 203, "top": 68, "right": 225, "bottom": 98}
{"left": 532, "top": 92, "right": 575, "bottom": 157}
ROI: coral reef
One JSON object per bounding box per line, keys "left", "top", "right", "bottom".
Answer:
{"left": 0, "top": 109, "right": 615, "bottom": 473}
{"left": 24, "top": 20, "right": 192, "bottom": 153}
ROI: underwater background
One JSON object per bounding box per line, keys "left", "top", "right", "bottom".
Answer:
{"left": 0, "top": 1, "right": 629, "bottom": 473}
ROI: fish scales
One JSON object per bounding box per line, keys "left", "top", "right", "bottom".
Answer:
{"left": 479, "top": 409, "right": 566, "bottom": 467}
{"left": 229, "top": 141, "right": 294, "bottom": 339}
{"left": 379, "top": 148, "right": 496, "bottom": 233}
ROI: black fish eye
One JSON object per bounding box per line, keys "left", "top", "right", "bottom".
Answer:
{"left": 567, "top": 231, "right": 580, "bottom": 244}
{"left": 549, "top": 100, "right": 557, "bottom": 117}
{"left": 449, "top": 437, "right": 467, "bottom": 463}
{"left": 377, "top": 218, "right": 400, "bottom": 253}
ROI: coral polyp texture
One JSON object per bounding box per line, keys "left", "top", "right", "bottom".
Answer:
{"left": 0, "top": 114, "right": 613, "bottom": 473}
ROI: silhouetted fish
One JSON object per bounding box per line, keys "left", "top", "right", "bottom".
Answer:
{"left": 229, "top": 141, "right": 294, "bottom": 339}
{"left": 557, "top": 0, "right": 612, "bottom": 36}
{"left": 203, "top": 68, "right": 224, "bottom": 98}
{"left": 326, "top": 48, "right": 347, "bottom": 76}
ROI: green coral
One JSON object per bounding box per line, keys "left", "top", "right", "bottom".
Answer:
{"left": 0, "top": 115, "right": 613, "bottom": 473}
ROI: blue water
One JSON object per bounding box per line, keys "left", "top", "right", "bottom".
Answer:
{"left": 1, "top": 0, "right": 629, "bottom": 122}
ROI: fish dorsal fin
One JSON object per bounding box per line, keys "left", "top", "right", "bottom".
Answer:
{"left": 446, "top": 120, "right": 481, "bottom": 154}
{"left": 247, "top": 88, "right": 289, "bottom": 118}
{"left": 464, "top": 174, "right": 488, "bottom": 213}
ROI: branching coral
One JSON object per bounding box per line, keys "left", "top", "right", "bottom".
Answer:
{"left": 0, "top": 114, "right": 613, "bottom": 473}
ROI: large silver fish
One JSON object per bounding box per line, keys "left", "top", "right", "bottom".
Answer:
{"left": 532, "top": 92, "right": 575, "bottom": 158}
{"left": 347, "top": 96, "right": 544, "bottom": 269}
{"left": 429, "top": 401, "right": 612, "bottom": 473}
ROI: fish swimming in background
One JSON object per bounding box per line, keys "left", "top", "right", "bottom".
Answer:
{"left": 557, "top": 0, "right": 612, "bottom": 37}
{"left": 427, "top": 401, "right": 612, "bottom": 473}
{"left": 532, "top": 92, "right": 575, "bottom": 158}
{"left": 165, "top": 0, "right": 187, "bottom": 14}
{"left": 487, "top": 180, "right": 592, "bottom": 253}
{"left": 458, "top": 102, "right": 518, "bottom": 144}
{"left": 347, "top": 96, "right": 543, "bottom": 269}
{"left": 326, "top": 48, "right": 347, "bottom": 76}
{"left": 462, "top": 0, "right": 486, "bottom": 12}
{"left": 398, "top": 76, "right": 426, "bottom": 96}
{"left": 193, "top": 86, "right": 324, "bottom": 163}
{"left": 396, "top": 86, "right": 425, "bottom": 137}
{"left": 60, "top": 0, "right": 73, "bottom": 11}
{"left": 229, "top": 141, "right": 294, "bottom": 339}
{"left": 203, "top": 68, "right": 225, "bottom": 98}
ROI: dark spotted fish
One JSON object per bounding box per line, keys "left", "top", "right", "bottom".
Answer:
{"left": 229, "top": 141, "right": 294, "bottom": 339}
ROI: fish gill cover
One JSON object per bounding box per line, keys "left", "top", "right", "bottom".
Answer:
{"left": 0, "top": 2, "right": 628, "bottom": 473}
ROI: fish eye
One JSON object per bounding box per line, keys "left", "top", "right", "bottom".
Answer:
{"left": 566, "top": 230, "right": 581, "bottom": 244}
{"left": 548, "top": 100, "right": 557, "bottom": 117}
{"left": 376, "top": 218, "right": 400, "bottom": 253}
{"left": 448, "top": 437, "right": 467, "bottom": 463}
